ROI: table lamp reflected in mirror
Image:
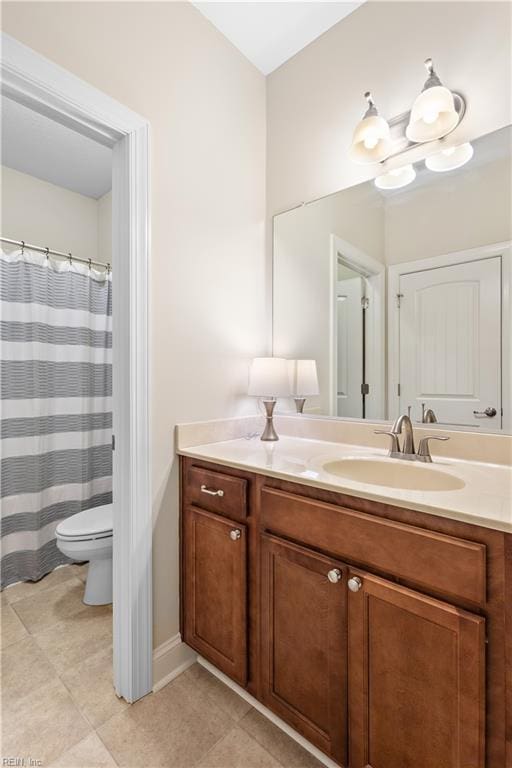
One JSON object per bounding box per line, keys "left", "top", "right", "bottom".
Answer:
{"left": 288, "top": 360, "right": 319, "bottom": 413}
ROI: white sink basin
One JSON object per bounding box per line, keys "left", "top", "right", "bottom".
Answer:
{"left": 322, "top": 458, "right": 465, "bottom": 492}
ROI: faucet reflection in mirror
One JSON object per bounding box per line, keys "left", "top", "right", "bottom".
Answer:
{"left": 248, "top": 357, "right": 290, "bottom": 441}
{"left": 288, "top": 359, "right": 319, "bottom": 413}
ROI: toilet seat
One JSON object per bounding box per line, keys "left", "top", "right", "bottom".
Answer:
{"left": 56, "top": 504, "right": 113, "bottom": 605}
{"left": 56, "top": 504, "right": 113, "bottom": 541}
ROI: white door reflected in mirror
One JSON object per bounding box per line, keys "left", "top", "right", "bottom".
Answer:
{"left": 398, "top": 257, "right": 501, "bottom": 430}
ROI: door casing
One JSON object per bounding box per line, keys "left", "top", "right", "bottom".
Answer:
{"left": 1, "top": 32, "right": 152, "bottom": 702}
{"left": 330, "top": 234, "right": 386, "bottom": 421}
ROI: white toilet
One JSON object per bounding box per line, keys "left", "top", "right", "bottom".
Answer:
{"left": 56, "top": 504, "right": 113, "bottom": 605}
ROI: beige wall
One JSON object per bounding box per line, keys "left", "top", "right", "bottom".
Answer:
{"left": 1, "top": 165, "right": 104, "bottom": 261}
{"left": 267, "top": 1, "right": 512, "bottom": 216}
{"left": 2, "top": 2, "right": 267, "bottom": 650}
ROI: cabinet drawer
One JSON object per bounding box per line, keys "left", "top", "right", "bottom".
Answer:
{"left": 186, "top": 465, "right": 247, "bottom": 520}
{"left": 261, "top": 488, "right": 486, "bottom": 606}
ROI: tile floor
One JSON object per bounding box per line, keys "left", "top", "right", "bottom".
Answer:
{"left": 1, "top": 566, "right": 322, "bottom": 768}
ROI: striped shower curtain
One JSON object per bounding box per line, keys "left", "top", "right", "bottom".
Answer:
{"left": 1, "top": 249, "right": 113, "bottom": 588}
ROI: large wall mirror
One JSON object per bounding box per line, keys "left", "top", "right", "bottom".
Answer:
{"left": 273, "top": 126, "right": 512, "bottom": 434}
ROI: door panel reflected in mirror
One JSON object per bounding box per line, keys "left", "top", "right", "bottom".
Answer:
{"left": 273, "top": 126, "right": 512, "bottom": 434}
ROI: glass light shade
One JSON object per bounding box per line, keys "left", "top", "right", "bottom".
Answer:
{"left": 425, "top": 142, "right": 474, "bottom": 172}
{"left": 248, "top": 357, "right": 291, "bottom": 398}
{"left": 288, "top": 359, "right": 319, "bottom": 396}
{"left": 350, "top": 115, "right": 392, "bottom": 164}
{"left": 406, "top": 85, "right": 459, "bottom": 143}
{"left": 375, "top": 164, "right": 416, "bottom": 190}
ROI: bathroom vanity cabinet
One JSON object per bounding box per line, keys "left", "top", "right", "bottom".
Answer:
{"left": 180, "top": 457, "right": 511, "bottom": 768}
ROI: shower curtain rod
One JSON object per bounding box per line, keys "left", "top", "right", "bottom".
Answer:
{"left": 1, "top": 236, "right": 111, "bottom": 271}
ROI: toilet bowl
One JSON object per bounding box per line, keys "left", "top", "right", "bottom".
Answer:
{"left": 56, "top": 504, "right": 113, "bottom": 605}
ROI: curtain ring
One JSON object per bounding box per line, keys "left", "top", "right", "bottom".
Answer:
{"left": 88, "top": 258, "right": 92, "bottom": 271}
{"left": 68, "top": 252, "right": 72, "bottom": 265}
{"left": 21, "top": 240, "right": 25, "bottom": 254}
{"left": 106, "top": 263, "right": 111, "bottom": 274}
{"left": 45, "top": 247, "right": 49, "bottom": 260}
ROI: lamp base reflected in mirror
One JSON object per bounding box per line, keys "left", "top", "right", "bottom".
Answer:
{"left": 261, "top": 399, "right": 279, "bottom": 441}
{"left": 294, "top": 397, "right": 306, "bottom": 414}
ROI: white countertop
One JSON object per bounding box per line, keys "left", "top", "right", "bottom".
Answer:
{"left": 178, "top": 435, "right": 512, "bottom": 533}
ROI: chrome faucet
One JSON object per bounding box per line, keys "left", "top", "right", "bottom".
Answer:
{"left": 375, "top": 411, "right": 449, "bottom": 462}
{"left": 392, "top": 413, "right": 416, "bottom": 458}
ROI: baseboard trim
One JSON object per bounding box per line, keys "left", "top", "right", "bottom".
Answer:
{"left": 152, "top": 633, "right": 196, "bottom": 692}
{"left": 197, "top": 656, "right": 339, "bottom": 768}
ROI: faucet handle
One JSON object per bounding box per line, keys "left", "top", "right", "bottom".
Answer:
{"left": 417, "top": 435, "right": 449, "bottom": 462}
{"left": 374, "top": 430, "right": 400, "bottom": 456}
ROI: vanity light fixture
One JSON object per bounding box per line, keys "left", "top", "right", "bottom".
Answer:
{"left": 374, "top": 164, "right": 416, "bottom": 190}
{"left": 288, "top": 359, "right": 319, "bottom": 413}
{"left": 425, "top": 142, "right": 474, "bottom": 172}
{"left": 248, "top": 357, "right": 290, "bottom": 441}
{"left": 349, "top": 92, "right": 392, "bottom": 164}
{"left": 350, "top": 59, "right": 465, "bottom": 166}
{"left": 406, "top": 58, "right": 460, "bottom": 143}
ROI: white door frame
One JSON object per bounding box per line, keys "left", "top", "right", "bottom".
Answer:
{"left": 387, "top": 241, "right": 512, "bottom": 431}
{"left": 1, "top": 33, "right": 152, "bottom": 701}
{"left": 330, "top": 235, "right": 386, "bottom": 419}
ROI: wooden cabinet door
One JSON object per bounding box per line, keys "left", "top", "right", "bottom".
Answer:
{"left": 348, "top": 569, "right": 485, "bottom": 768}
{"left": 183, "top": 506, "right": 247, "bottom": 685}
{"left": 260, "top": 533, "right": 348, "bottom": 764}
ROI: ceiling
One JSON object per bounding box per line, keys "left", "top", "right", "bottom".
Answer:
{"left": 1, "top": 97, "right": 112, "bottom": 199}
{"left": 192, "top": 1, "right": 364, "bottom": 75}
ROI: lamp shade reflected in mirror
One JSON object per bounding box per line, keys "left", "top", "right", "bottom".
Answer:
{"left": 425, "top": 142, "right": 474, "bottom": 172}
{"left": 375, "top": 164, "right": 416, "bottom": 190}
{"left": 288, "top": 359, "right": 319, "bottom": 396}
